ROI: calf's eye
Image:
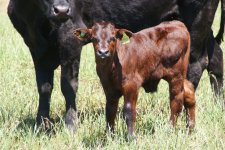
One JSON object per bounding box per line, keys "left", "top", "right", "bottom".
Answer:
{"left": 110, "top": 37, "right": 116, "bottom": 41}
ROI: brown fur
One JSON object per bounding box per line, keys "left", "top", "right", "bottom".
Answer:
{"left": 74, "top": 21, "right": 196, "bottom": 137}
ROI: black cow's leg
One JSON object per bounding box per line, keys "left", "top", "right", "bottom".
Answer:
{"left": 35, "top": 65, "right": 54, "bottom": 130}
{"left": 186, "top": 0, "right": 219, "bottom": 90}
{"left": 187, "top": 54, "right": 208, "bottom": 90}
{"left": 61, "top": 58, "right": 80, "bottom": 132}
{"left": 57, "top": 20, "right": 84, "bottom": 132}
{"left": 207, "top": 39, "right": 224, "bottom": 98}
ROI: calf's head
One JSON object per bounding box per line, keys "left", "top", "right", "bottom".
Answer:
{"left": 74, "top": 22, "right": 133, "bottom": 59}
{"left": 37, "top": 0, "right": 72, "bottom": 22}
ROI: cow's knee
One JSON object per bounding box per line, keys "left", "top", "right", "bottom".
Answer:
{"left": 38, "top": 82, "right": 53, "bottom": 95}
{"left": 187, "top": 60, "right": 205, "bottom": 89}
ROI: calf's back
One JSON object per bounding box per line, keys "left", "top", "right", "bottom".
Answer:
{"left": 117, "top": 21, "right": 190, "bottom": 83}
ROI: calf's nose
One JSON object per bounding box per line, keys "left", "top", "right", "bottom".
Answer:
{"left": 98, "top": 50, "right": 109, "bottom": 55}
{"left": 97, "top": 49, "right": 110, "bottom": 58}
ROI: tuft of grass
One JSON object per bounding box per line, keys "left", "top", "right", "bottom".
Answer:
{"left": 0, "top": 0, "right": 224, "bottom": 149}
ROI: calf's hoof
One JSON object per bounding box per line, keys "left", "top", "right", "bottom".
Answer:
{"left": 65, "top": 108, "right": 78, "bottom": 133}
{"left": 127, "top": 133, "right": 137, "bottom": 143}
{"left": 186, "top": 122, "right": 195, "bottom": 134}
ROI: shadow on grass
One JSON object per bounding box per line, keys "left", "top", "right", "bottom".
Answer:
{"left": 15, "top": 106, "right": 157, "bottom": 143}
{"left": 78, "top": 107, "right": 129, "bottom": 147}
{"left": 81, "top": 127, "right": 130, "bottom": 148}
{"left": 17, "top": 117, "right": 36, "bottom": 131}
{"left": 15, "top": 107, "right": 105, "bottom": 136}
{"left": 16, "top": 114, "right": 63, "bottom": 137}
{"left": 80, "top": 107, "right": 157, "bottom": 147}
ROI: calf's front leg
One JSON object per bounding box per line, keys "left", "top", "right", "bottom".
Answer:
{"left": 102, "top": 86, "right": 122, "bottom": 133}
{"left": 105, "top": 95, "right": 120, "bottom": 133}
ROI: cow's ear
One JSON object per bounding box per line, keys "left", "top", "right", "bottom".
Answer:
{"left": 74, "top": 28, "right": 92, "bottom": 42}
{"left": 116, "top": 29, "right": 133, "bottom": 40}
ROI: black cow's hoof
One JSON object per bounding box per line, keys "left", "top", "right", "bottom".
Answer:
{"left": 35, "top": 116, "right": 53, "bottom": 132}
{"left": 65, "top": 108, "right": 78, "bottom": 133}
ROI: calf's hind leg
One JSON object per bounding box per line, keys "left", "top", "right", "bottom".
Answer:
{"left": 168, "top": 76, "right": 184, "bottom": 127}
{"left": 183, "top": 79, "right": 196, "bottom": 129}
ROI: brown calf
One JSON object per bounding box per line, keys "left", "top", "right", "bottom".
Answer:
{"left": 74, "top": 21, "right": 196, "bottom": 137}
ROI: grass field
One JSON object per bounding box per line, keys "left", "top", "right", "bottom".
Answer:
{"left": 0, "top": 0, "right": 225, "bottom": 149}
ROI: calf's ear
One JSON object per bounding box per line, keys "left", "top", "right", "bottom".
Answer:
{"left": 74, "top": 28, "right": 92, "bottom": 42}
{"left": 116, "top": 29, "right": 133, "bottom": 40}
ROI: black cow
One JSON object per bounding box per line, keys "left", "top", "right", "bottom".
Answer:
{"left": 178, "top": 0, "right": 224, "bottom": 98}
{"left": 7, "top": 0, "right": 86, "bottom": 131}
{"left": 7, "top": 0, "right": 224, "bottom": 131}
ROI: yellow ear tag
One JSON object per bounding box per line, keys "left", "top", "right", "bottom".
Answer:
{"left": 122, "top": 33, "right": 130, "bottom": 44}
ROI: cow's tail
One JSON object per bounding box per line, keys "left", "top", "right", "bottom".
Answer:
{"left": 215, "top": 0, "right": 225, "bottom": 44}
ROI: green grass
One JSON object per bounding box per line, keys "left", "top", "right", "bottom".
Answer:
{"left": 0, "top": 0, "right": 225, "bottom": 149}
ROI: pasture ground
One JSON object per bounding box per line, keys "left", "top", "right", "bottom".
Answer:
{"left": 0, "top": 0, "right": 224, "bottom": 149}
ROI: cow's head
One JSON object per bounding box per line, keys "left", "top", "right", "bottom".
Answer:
{"left": 37, "top": 0, "right": 72, "bottom": 22}
{"left": 74, "top": 22, "right": 133, "bottom": 59}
